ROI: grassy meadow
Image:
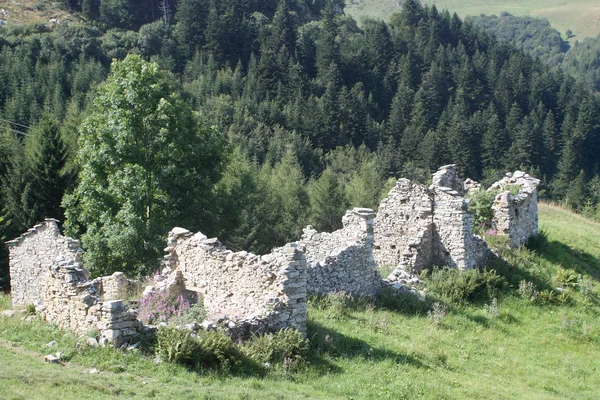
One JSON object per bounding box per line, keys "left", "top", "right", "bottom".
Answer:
{"left": 345, "top": 0, "right": 600, "bottom": 41}
{"left": 0, "top": 0, "right": 78, "bottom": 26}
{"left": 0, "top": 203, "right": 599, "bottom": 399}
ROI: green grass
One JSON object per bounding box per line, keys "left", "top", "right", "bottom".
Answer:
{"left": 345, "top": 0, "right": 600, "bottom": 41}
{"left": 1, "top": 203, "right": 599, "bottom": 399}
{"left": 0, "top": 0, "right": 78, "bottom": 27}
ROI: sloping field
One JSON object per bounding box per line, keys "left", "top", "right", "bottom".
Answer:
{"left": 0, "top": 0, "right": 77, "bottom": 27}
{"left": 345, "top": 0, "right": 600, "bottom": 41}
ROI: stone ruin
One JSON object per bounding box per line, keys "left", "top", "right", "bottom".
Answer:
{"left": 157, "top": 228, "right": 307, "bottom": 338}
{"left": 374, "top": 165, "right": 492, "bottom": 278}
{"left": 5, "top": 220, "right": 142, "bottom": 346}
{"left": 375, "top": 165, "right": 540, "bottom": 281}
{"left": 298, "top": 208, "right": 383, "bottom": 297}
{"left": 489, "top": 171, "right": 540, "bottom": 248}
{"left": 5, "top": 166, "right": 540, "bottom": 345}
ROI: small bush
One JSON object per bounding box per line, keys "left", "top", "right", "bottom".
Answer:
{"left": 554, "top": 269, "right": 579, "bottom": 289}
{"left": 427, "top": 302, "right": 447, "bottom": 327}
{"left": 25, "top": 304, "right": 36, "bottom": 315}
{"left": 505, "top": 184, "right": 522, "bottom": 196}
{"left": 538, "top": 289, "right": 572, "bottom": 305}
{"left": 179, "top": 300, "right": 207, "bottom": 325}
{"left": 469, "top": 189, "right": 499, "bottom": 234}
{"left": 156, "top": 326, "right": 198, "bottom": 365}
{"left": 518, "top": 280, "right": 539, "bottom": 302}
{"left": 245, "top": 329, "right": 308, "bottom": 364}
{"left": 426, "top": 267, "right": 506, "bottom": 303}
{"left": 195, "top": 329, "right": 241, "bottom": 370}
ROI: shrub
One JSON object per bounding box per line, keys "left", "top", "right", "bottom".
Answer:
{"left": 179, "top": 298, "right": 207, "bottom": 325}
{"left": 156, "top": 326, "right": 199, "bottom": 365}
{"left": 554, "top": 269, "right": 579, "bottom": 289}
{"left": 427, "top": 302, "right": 447, "bottom": 327}
{"left": 195, "top": 329, "right": 241, "bottom": 370}
{"left": 426, "top": 267, "right": 506, "bottom": 303}
{"left": 469, "top": 189, "right": 499, "bottom": 234}
{"left": 245, "top": 329, "right": 308, "bottom": 364}
{"left": 138, "top": 289, "right": 190, "bottom": 325}
{"left": 538, "top": 289, "right": 572, "bottom": 305}
{"left": 518, "top": 280, "right": 539, "bottom": 302}
{"left": 25, "top": 304, "right": 36, "bottom": 315}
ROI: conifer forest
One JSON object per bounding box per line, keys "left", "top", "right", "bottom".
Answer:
{"left": 1, "top": 0, "right": 600, "bottom": 286}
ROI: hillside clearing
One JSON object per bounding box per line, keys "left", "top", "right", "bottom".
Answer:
{"left": 345, "top": 0, "right": 600, "bottom": 41}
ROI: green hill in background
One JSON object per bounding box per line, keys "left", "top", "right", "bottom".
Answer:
{"left": 345, "top": 0, "right": 600, "bottom": 41}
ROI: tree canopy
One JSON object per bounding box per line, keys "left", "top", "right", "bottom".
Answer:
{"left": 63, "top": 55, "right": 225, "bottom": 276}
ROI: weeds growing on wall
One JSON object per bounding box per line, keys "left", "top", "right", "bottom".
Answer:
{"left": 469, "top": 188, "right": 500, "bottom": 234}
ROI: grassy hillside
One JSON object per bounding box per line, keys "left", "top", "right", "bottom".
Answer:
{"left": 0, "top": 203, "right": 599, "bottom": 399}
{"left": 0, "top": 0, "right": 77, "bottom": 26}
{"left": 345, "top": 0, "right": 600, "bottom": 41}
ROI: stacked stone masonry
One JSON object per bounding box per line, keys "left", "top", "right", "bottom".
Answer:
{"left": 375, "top": 165, "right": 538, "bottom": 278}
{"left": 489, "top": 171, "right": 540, "bottom": 248}
{"left": 6, "top": 220, "right": 140, "bottom": 346}
{"left": 6, "top": 166, "right": 540, "bottom": 342}
{"left": 163, "top": 228, "right": 307, "bottom": 336}
{"left": 298, "top": 208, "right": 383, "bottom": 297}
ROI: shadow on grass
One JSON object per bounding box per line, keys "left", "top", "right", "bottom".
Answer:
{"left": 529, "top": 230, "right": 600, "bottom": 279}
{"left": 306, "top": 319, "right": 427, "bottom": 372}
{"left": 487, "top": 255, "right": 552, "bottom": 292}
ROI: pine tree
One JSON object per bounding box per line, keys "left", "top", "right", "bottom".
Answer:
{"left": 481, "top": 103, "right": 506, "bottom": 171}
{"left": 541, "top": 110, "right": 559, "bottom": 176}
{"left": 309, "top": 167, "right": 348, "bottom": 232}
{"left": 21, "top": 114, "right": 68, "bottom": 225}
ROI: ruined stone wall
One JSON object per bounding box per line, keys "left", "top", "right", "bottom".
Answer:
{"left": 299, "top": 208, "right": 383, "bottom": 296}
{"left": 490, "top": 171, "right": 540, "bottom": 248}
{"left": 41, "top": 264, "right": 140, "bottom": 345}
{"left": 6, "top": 219, "right": 82, "bottom": 307}
{"left": 375, "top": 165, "right": 498, "bottom": 276}
{"left": 373, "top": 179, "right": 433, "bottom": 270}
{"left": 433, "top": 187, "right": 491, "bottom": 270}
{"left": 93, "top": 272, "right": 142, "bottom": 301}
{"left": 7, "top": 220, "right": 141, "bottom": 345}
{"left": 164, "top": 229, "right": 307, "bottom": 335}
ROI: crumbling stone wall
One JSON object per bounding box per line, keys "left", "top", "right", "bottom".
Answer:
{"left": 373, "top": 180, "right": 433, "bottom": 270}
{"left": 163, "top": 229, "right": 307, "bottom": 335}
{"left": 7, "top": 220, "right": 141, "bottom": 345}
{"left": 41, "top": 264, "right": 140, "bottom": 345}
{"left": 489, "top": 171, "right": 540, "bottom": 248}
{"left": 93, "top": 272, "right": 142, "bottom": 301}
{"left": 6, "top": 219, "right": 82, "bottom": 307}
{"left": 432, "top": 186, "right": 491, "bottom": 270}
{"left": 376, "top": 165, "right": 501, "bottom": 277}
{"left": 298, "top": 208, "right": 383, "bottom": 296}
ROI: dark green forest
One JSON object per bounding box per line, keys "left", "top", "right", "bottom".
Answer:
{"left": 1, "top": 0, "right": 600, "bottom": 288}
{"left": 468, "top": 12, "right": 600, "bottom": 92}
